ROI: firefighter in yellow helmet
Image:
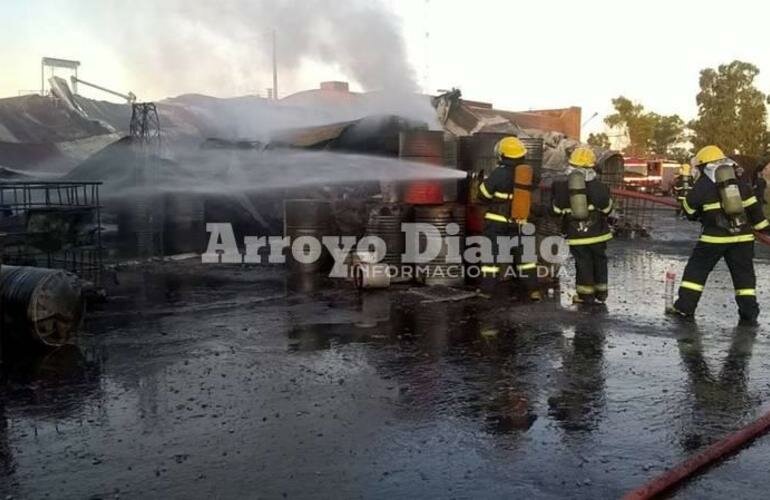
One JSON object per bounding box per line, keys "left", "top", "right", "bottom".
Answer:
{"left": 672, "top": 164, "right": 694, "bottom": 217}
{"left": 668, "top": 145, "right": 770, "bottom": 325}
{"left": 551, "top": 147, "right": 614, "bottom": 304}
{"left": 477, "top": 136, "right": 542, "bottom": 301}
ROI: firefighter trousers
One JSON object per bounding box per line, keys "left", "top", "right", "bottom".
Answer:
{"left": 570, "top": 242, "right": 608, "bottom": 303}
{"left": 674, "top": 241, "right": 758, "bottom": 321}
{"left": 480, "top": 221, "right": 538, "bottom": 293}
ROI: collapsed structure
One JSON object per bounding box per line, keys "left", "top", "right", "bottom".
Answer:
{"left": 0, "top": 77, "right": 632, "bottom": 352}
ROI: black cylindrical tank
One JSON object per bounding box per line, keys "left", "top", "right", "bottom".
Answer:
{"left": 1, "top": 265, "right": 83, "bottom": 348}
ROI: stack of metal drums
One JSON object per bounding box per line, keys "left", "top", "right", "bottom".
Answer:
{"left": 414, "top": 204, "right": 466, "bottom": 286}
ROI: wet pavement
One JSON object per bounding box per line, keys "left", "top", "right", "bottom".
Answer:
{"left": 2, "top": 212, "right": 770, "bottom": 499}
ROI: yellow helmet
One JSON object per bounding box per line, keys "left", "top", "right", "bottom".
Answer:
{"left": 569, "top": 147, "right": 597, "bottom": 168}
{"left": 679, "top": 164, "right": 692, "bottom": 176}
{"left": 693, "top": 145, "right": 726, "bottom": 167}
{"left": 495, "top": 136, "right": 527, "bottom": 161}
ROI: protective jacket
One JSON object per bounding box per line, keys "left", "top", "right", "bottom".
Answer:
{"left": 681, "top": 175, "right": 770, "bottom": 243}
{"left": 550, "top": 173, "right": 613, "bottom": 246}
{"left": 478, "top": 162, "right": 541, "bottom": 224}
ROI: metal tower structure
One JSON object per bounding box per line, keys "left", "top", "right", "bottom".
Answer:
{"left": 130, "top": 103, "right": 161, "bottom": 147}
{"left": 129, "top": 102, "right": 163, "bottom": 258}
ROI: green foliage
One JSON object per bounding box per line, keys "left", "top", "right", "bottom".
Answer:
{"left": 649, "top": 113, "right": 685, "bottom": 157}
{"left": 690, "top": 60, "right": 769, "bottom": 156}
{"left": 604, "top": 96, "right": 684, "bottom": 157}
{"left": 586, "top": 132, "right": 611, "bottom": 149}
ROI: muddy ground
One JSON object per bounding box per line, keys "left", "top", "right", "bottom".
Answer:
{"left": 1, "top": 211, "right": 770, "bottom": 499}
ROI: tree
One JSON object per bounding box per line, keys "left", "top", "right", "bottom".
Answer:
{"left": 604, "top": 97, "right": 653, "bottom": 156}
{"left": 690, "top": 60, "right": 770, "bottom": 156}
{"left": 603, "top": 96, "right": 684, "bottom": 157}
{"left": 649, "top": 113, "right": 685, "bottom": 156}
{"left": 587, "top": 132, "right": 611, "bottom": 149}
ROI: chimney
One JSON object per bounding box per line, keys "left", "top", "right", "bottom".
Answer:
{"left": 320, "top": 81, "right": 349, "bottom": 92}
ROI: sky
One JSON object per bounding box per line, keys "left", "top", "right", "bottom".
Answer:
{"left": 2, "top": 0, "right": 769, "bottom": 138}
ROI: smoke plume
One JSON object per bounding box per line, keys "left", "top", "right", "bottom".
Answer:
{"left": 74, "top": 0, "right": 417, "bottom": 98}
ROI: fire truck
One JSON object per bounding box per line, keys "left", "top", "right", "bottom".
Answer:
{"left": 623, "top": 157, "right": 680, "bottom": 194}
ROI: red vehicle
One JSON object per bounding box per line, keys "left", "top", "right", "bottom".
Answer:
{"left": 623, "top": 158, "right": 679, "bottom": 194}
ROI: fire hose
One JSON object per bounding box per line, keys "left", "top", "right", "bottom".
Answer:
{"left": 622, "top": 409, "right": 770, "bottom": 499}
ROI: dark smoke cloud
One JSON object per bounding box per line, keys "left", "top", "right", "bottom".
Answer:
{"left": 73, "top": 0, "right": 417, "bottom": 97}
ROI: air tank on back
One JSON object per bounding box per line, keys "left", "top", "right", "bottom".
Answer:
{"left": 715, "top": 164, "right": 744, "bottom": 216}
{"left": 568, "top": 170, "right": 589, "bottom": 220}
{"left": 511, "top": 164, "right": 533, "bottom": 222}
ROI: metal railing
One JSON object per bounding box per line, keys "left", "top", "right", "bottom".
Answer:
{"left": 0, "top": 182, "right": 103, "bottom": 284}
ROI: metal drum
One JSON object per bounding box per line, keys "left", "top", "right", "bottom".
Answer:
{"left": 414, "top": 204, "right": 466, "bottom": 286}
{"left": 284, "top": 199, "right": 333, "bottom": 274}
{"left": 520, "top": 137, "right": 544, "bottom": 167}
{"left": 1, "top": 265, "right": 83, "bottom": 347}
{"left": 399, "top": 130, "right": 448, "bottom": 203}
{"left": 163, "top": 193, "right": 205, "bottom": 255}
{"left": 116, "top": 193, "right": 164, "bottom": 258}
{"left": 399, "top": 130, "right": 445, "bottom": 158}
{"left": 365, "top": 204, "right": 407, "bottom": 279}
{"left": 458, "top": 132, "right": 509, "bottom": 175}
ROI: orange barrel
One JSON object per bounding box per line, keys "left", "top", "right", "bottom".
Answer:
{"left": 399, "top": 130, "right": 449, "bottom": 204}
{"left": 403, "top": 182, "right": 444, "bottom": 204}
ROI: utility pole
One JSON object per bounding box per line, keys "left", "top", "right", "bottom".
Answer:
{"left": 272, "top": 30, "right": 278, "bottom": 100}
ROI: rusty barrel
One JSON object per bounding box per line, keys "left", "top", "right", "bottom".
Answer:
{"left": 1, "top": 265, "right": 83, "bottom": 347}
{"left": 414, "top": 204, "right": 466, "bottom": 286}
{"left": 365, "top": 204, "right": 407, "bottom": 275}
{"left": 399, "top": 130, "right": 449, "bottom": 202}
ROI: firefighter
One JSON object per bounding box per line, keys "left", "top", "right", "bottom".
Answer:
{"left": 672, "top": 164, "right": 694, "bottom": 217}
{"left": 477, "top": 136, "right": 542, "bottom": 301}
{"left": 753, "top": 156, "right": 770, "bottom": 219}
{"left": 668, "top": 145, "right": 770, "bottom": 325}
{"left": 551, "top": 147, "right": 614, "bottom": 304}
